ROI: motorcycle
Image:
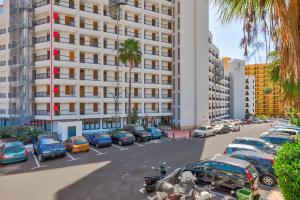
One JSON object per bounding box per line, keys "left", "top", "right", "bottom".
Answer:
{"left": 144, "top": 162, "right": 168, "bottom": 193}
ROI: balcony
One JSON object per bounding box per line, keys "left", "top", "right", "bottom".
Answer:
{"left": 34, "top": 17, "right": 49, "bottom": 26}
{"left": 80, "top": 75, "right": 101, "bottom": 81}
{"left": 80, "top": 92, "right": 101, "bottom": 98}
{"left": 162, "top": 65, "right": 172, "bottom": 71}
{"left": 0, "top": 93, "right": 7, "bottom": 98}
{"left": 33, "top": 0, "right": 49, "bottom": 8}
{"left": 0, "top": 77, "right": 6, "bottom": 82}
{"left": 54, "top": 0, "right": 75, "bottom": 9}
{"left": 0, "top": 109, "right": 6, "bottom": 114}
{"left": 161, "top": 80, "right": 172, "bottom": 85}
{"left": 162, "top": 94, "right": 172, "bottom": 99}
{"left": 55, "top": 55, "right": 76, "bottom": 62}
{"left": 79, "top": 4, "right": 100, "bottom": 14}
{"left": 54, "top": 36, "right": 76, "bottom": 45}
{"left": 144, "top": 19, "right": 159, "bottom": 27}
{"left": 103, "top": 93, "right": 122, "bottom": 98}
{"left": 125, "top": 15, "right": 141, "bottom": 23}
{"left": 125, "top": 31, "right": 141, "bottom": 38}
{"left": 103, "top": 43, "right": 117, "bottom": 50}
{"left": 161, "top": 52, "right": 172, "bottom": 58}
{"left": 144, "top": 108, "right": 159, "bottom": 113}
{"left": 125, "top": 93, "right": 142, "bottom": 98}
{"left": 144, "top": 49, "right": 159, "bottom": 56}
{"left": 144, "top": 94, "right": 159, "bottom": 99}
{"left": 127, "top": 0, "right": 141, "bottom": 8}
{"left": 103, "top": 27, "right": 123, "bottom": 35}
{"left": 54, "top": 19, "right": 76, "bottom": 27}
{"left": 144, "top": 79, "right": 159, "bottom": 84}
{"left": 162, "top": 108, "right": 172, "bottom": 113}
{"left": 103, "top": 109, "right": 123, "bottom": 115}
{"left": 125, "top": 77, "right": 141, "bottom": 83}
{"left": 144, "top": 5, "right": 159, "bottom": 13}
{"left": 104, "top": 60, "right": 118, "bottom": 66}
{"left": 79, "top": 57, "right": 101, "bottom": 65}
{"left": 161, "top": 8, "right": 172, "bottom": 16}
{"left": 35, "top": 110, "right": 50, "bottom": 116}
{"left": 79, "top": 22, "right": 101, "bottom": 31}
{"left": 103, "top": 76, "right": 122, "bottom": 82}
{"left": 144, "top": 34, "right": 159, "bottom": 41}
{"left": 80, "top": 109, "right": 101, "bottom": 115}
{"left": 34, "top": 35, "right": 50, "bottom": 44}
{"left": 144, "top": 64, "right": 159, "bottom": 70}
{"left": 35, "top": 92, "right": 50, "bottom": 97}
{"left": 35, "top": 54, "right": 50, "bottom": 62}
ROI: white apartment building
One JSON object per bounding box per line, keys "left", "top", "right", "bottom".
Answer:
{"left": 224, "top": 58, "right": 246, "bottom": 120}
{"left": 208, "top": 32, "right": 230, "bottom": 121}
{"left": 245, "top": 75, "right": 255, "bottom": 115}
{"left": 0, "top": 0, "right": 174, "bottom": 138}
{"left": 172, "top": 0, "right": 210, "bottom": 129}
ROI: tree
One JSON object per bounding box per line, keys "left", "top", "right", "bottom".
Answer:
{"left": 119, "top": 38, "right": 142, "bottom": 123}
{"left": 212, "top": 0, "right": 300, "bottom": 83}
{"left": 263, "top": 87, "right": 273, "bottom": 95}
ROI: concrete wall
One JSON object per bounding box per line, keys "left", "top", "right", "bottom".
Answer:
{"left": 57, "top": 121, "right": 82, "bottom": 141}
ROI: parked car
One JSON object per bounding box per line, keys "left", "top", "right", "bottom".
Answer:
{"left": 252, "top": 119, "right": 264, "bottom": 124}
{"left": 213, "top": 124, "right": 231, "bottom": 134}
{"left": 146, "top": 127, "right": 162, "bottom": 139}
{"left": 193, "top": 126, "right": 215, "bottom": 137}
{"left": 0, "top": 137, "right": 17, "bottom": 148}
{"left": 229, "top": 122, "right": 241, "bottom": 132}
{"left": 260, "top": 132, "right": 295, "bottom": 146}
{"left": 111, "top": 131, "right": 135, "bottom": 146}
{"left": 86, "top": 133, "right": 112, "bottom": 148}
{"left": 229, "top": 151, "right": 277, "bottom": 187}
{"left": 64, "top": 136, "right": 89, "bottom": 153}
{"left": 184, "top": 154, "right": 259, "bottom": 196}
{"left": 232, "top": 137, "right": 279, "bottom": 155}
{"left": 224, "top": 143, "right": 262, "bottom": 155}
{"left": 0, "top": 141, "right": 28, "bottom": 164}
{"left": 33, "top": 134, "right": 66, "bottom": 162}
{"left": 270, "top": 128, "right": 299, "bottom": 135}
{"left": 123, "top": 124, "right": 152, "bottom": 142}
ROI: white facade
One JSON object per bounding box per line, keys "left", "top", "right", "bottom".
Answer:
{"left": 172, "top": 0, "right": 210, "bottom": 129}
{"left": 225, "top": 58, "right": 246, "bottom": 120}
{"left": 245, "top": 75, "right": 255, "bottom": 114}
{"left": 0, "top": 0, "right": 174, "bottom": 133}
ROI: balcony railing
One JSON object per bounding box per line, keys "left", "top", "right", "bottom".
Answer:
{"left": 54, "top": 0, "right": 75, "bottom": 9}
{"left": 144, "top": 49, "right": 159, "bottom": 56}
{"left": 103, "top": 76, "right": 122, "bottom": 82}
{"left": 162, "top": 108, "right": 172, "bottom": 113}
{"left": 125, "top": 78, "right": 141, "bottom": 83}
{"left": 33, "top": 0, "right": 49, "bottom": 8}
{"left": 0, "top": 93, "right": 7, "bottom": 98}
{"left": 144, "top": 64, "right": 159, "bottom": 70}
{"left": 0, "top": 77, "right": 6, "bottom": 82}
{"left": 0, "top": 61, "right": 6, "bottom": 66}
{"left": 162, "top": 65, "right": 172, "bottom": 71}
{"left": 103, "top": 109, "right": 123, "bottom": 115}
{"left": 80, "top": 109, "right": 101, "bottom": 115}
{"left": 127, "top": 0, "right": 141, "bottom": 8}
{"left": 79, "top": 58, "right": 101, "bottom": 64}
{"left": 103, "top": 27, "right": 123, "bottom": 35}
{"left": 144, "top": 19, "right": 159, "bottom": 27}
{"left": 55, "top": 37, "right": 76, "bottom": 45}
{"left": 161, "top": 8, "right": 172, "bottom": 16}
{"left": 81, "top": 92, "right": 101, "bottom": 98}
{"left": 79, "top": 5, "right": 101, "bottom": 14}
{"left": 55, "top": 55, "right": 76, "bottom": 62}
{"left": 80, "top": 75, "right": 101, "bottom": 81}
{"left": 161, "top": 52, "right": 172, "bottom": 57}
{"left": 144, "top": 108, "right": 159, "bottom": 113}
{"left": 144, "top": 34, "right": 159, "bottom": 41}
{"left": 144, "top": 94, "right": 159, "bottom": 98}
{"left": 144, "top": 79, "right": 159, "bottom": 84}
{"left": 79, "top": 22, "right": 101, "bottom": 31}
{"left": 0, "top": 109, "right": 6, "bottom": 114}
{"left": 162, "top": 94, "right": 172, "bottom": 99}
{"left": 35, "top": 35, "right": 50, "bottom": 44}
{"left": 144, "top": 5, "right": 159, "bottom": 13}
{"left": 34, "top": 17, "right": 49, "bottom": 26}
{"left": 103, "top": 44, "right": 117, "bottom": 50}
{"left": 35, "top": 92, "right": 49, "bottom": 97}
{"left": 161, "top": 80, "right": 172, "bottom": 85}
{"left": 35, "top": 110, "right": 50, "bottom": 116}
{"left": 125, "top": 15, "right": 141, "bottom": 23}
{"left": 125, "top": 31, "right": 141, "bottom": 38}
{"left": 55, "top": 110, "right": 76, "bottom": 116}
{"left": 125, "top": 93, "right": 142, "bottom": 98}
{"left": 104, "top": 60, "right": 118, "bottom": 66}
{"left": 35, "top": 54, "right": 50, "bottom": 61}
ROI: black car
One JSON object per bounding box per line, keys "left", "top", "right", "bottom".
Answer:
{"left": 184, "top": 154, "right": 259, "bottom": 196}
{"left": 123, "top": 124, "right": 152, "bottom": 142}
{"left": 232, "top": 137, "right": 279, "bottom": 155}
{"left": 260, "top": 132, "right": 295, "bottom": 146}
{"left": 229, "top": 151, "right": 277, "bottom": 187}
{"left": 111, "top": 131, "right": 135, "bottom": 146}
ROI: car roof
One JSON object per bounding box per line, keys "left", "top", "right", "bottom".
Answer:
{"left": 38, "top": 134, "right": 57, "bottom": 139}
{"left": 205, "top": 154, "right": 250, "bottom": 168}
{"left": 116, "top": 131, "right": 131, "bottom": 134}
{"left": 261, "top": 133, "right": 291, "bottom": 138}
{"left": 234, "top": 137, "right": 266, "bottom": 143}
{"left": 70, "top": 136, "right": 86, "bottom": 140}
{"left": 231, "top": 150, "right": 275, "bottom": 160}
{"left": 275, "top": 128, "right": 297, "bottom": 132}
{"left": 227, "top": 143, "right": 257, "bottom": 149}
{"left": 3, "top": 141, "right": 23, "bottom": 148}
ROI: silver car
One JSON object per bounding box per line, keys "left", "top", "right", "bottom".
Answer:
{"left": 193, "top": 126, "right": 215, "bottom": 137}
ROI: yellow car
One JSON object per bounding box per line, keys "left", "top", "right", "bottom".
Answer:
{"left": 64, "top": 136, "right": 89, "bottom": 153}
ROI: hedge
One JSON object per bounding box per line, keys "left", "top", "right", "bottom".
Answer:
{"left": 274, "top": 135, "right": 300, "bottom": 200}
{"left": 0, "top": 126, "right": 46, "bottom": 143}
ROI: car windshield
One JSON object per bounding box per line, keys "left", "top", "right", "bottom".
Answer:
{"left": 74, "top": 139, "right": 88, "bottom": 145}
{"left": 135, "top": 127, "right": 144, "bottom": 131}
{"left": 117, "top": 133, "right": 126, "bottom": 138}
{"left": 40, "top": 138, "right": 60, "bottom": 145}
{"left": 4, "top": 146, "right": 25, "bottom": 154}
{"left": 198, "top": 127, "right": 206, "bottom": 130}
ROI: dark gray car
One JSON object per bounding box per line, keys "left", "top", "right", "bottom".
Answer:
{"left": 123, "top": 124, "right": 151, "bottom": 142}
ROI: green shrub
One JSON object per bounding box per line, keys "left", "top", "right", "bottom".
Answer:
{"left": 291, "top": 118, "right": 300, "bottom": 126}
{"left": 274, "top": 136, "right": 300, "bottom": 200}
{"left": 0, "top": 126, "right": 46, "bottom": 142}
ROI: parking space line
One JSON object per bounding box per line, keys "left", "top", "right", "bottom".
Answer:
{"left": 135, "top": 143, "right": 144, "bottom": 147}
{"left": 139, "top": 188, "right": 145, "bottom": 194}
{"left": 31, "top": 152, "right": 47, "bottom": 170}
{"left": 112, "top": 144, "right": 128, "bottom": 151}
{"left": 66, "top": 152, "right": 80, "bottom": 161}
{"left": 89, "top": 146, "right": 106, "bottom": 155}
{"left": 147, "top": 195, "right": 157, "bottom": 200}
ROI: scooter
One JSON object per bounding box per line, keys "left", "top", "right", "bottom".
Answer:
{"left": 144, "top": 162, "right": 167, "bottom": 193}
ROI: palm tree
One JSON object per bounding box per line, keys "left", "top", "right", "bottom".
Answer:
{"left": 119, "top": 38, "right": 142, "bottom": 123}
{"left": 212, "top": 0, "right": 300, "bottom": 82}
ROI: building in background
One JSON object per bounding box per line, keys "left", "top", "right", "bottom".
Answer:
{"left": 224, "top": 57, "right": 246, "bottom": 120}
{"left": 245, "top": 64, "right": 284, "bottom": 117}
{"left": 245, "top": 75, "right": 255, "bottom": 115}
{"left": 0, "top": 0, "right": 174, "bottom": 139}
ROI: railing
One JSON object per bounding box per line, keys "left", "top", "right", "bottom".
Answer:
{"left": 55, "top": 110, "right": 76, "bottom": 116}
{"left": 35, "top": 92, "right": 49, "bottom": 97}
{"left": 162, "top": 65, "right": 172, "bottom": 71}
{"left": 34, "top": 17, "right": 49, "bottom": 26}
{"left": 0, "top": 28, "right": 6, "bottom": 35}
{"left": 80, "top": 41, "right": 100, "bottom": 48}
{"left": 125, "top": 93, "right": 142, "bottom": 98}
{"left": 54, "top": 19, "right": 76, "bottom": 27}
{"left": 0, "top": 61, "right": 6, "bottom": 66}
{"left": 80, "top": 109, "right": 101, "bottom": 115}
{"left": 161, "top": 23, "right": 172, "bottom": 30}
{"left": 125, "top": 31, "right": 141, "bottom": 38}
{"left": 104, "top": 109, "right": 123, "bottom": 114}
{"left": 55, "top": 55, "right": 76, "bottom": 62}
{"left": 162, "top": 94, "right": 172, "bottom": 99}
{"left": 0, "top": 45, "right": 6, "bottom": 50}
{"left": 54, "top": 0, "right": 75, "bottom": 9}
{"left": 104, "top": 60, "right": 117, "bottom": 66}
{"left": 79, "top": 5, "right": 101, "bottom": 14}
{"left": 144, "top": 49, "right": 159, "bottom": 56}
{"left": 0, "top": 77, "right": 6, "bottom": 82}
{"left": 104, "top": 76, "right": 122, "bottom": 82}
{"left": 144, "top": 79, "right": 159, "bottom": 84}
{"left": 0, "top": 93, "right": 7, "bottom": 98}
{"left": 127, "top": 0, "right": 141, "bottom": 8}
{"left": 162, "top": 108, "right": 172, "bottom": 113}
{"left": 104, "top": 93, "right": 122, "bottom": 98}
{"left": 161, "top": 80, "right": 172, "bottom": 85}
{"left": 35, "top": 54, "right": 49, "bottom": 61}
{"left": 80, "top": 58, "right": 101, "bottom": 64}
{"left": 161, "top": 37, "right": 172, "bottom": 44}
{"left": 144, "top": 64, "right": 159, "bottom": 70}
{"left": 80, "top": 75, "right": 101, "bottom": 81}
{"left": 33, "top": 0, "right": 49, "bottom": 8}
{"left": 0, "top": 109, "right": 6, "bottom": 114}
{"left": 80, "top": 22, "right": 101, "bottom": 31}
{"left": 125, "top": 15, "right": 141, "bottom": 23}
{"left": 35, "top": 35, "right": 49, "bottom": 44}
{"left": 144, "top": 34, "right": 159, "bottom": 41}
{"left": 35, "top": 110, "right": 50, "bottom": 116}
{"left": 103, "top": 27, "right": 123, "bottom": 35}
{"left": 144, "top": 108, "right": 159, "bottom": 113}
{"left": 125, "top": 77, "right": 141, "bottom": 83}
{"left": 81, "top": 92, "right": 101, "bottom": 98}
{"left": 144, "top": 19, "right": 159, "bottom": 27}
{"left": 161, "top": 8, "right": 172, "bottom": 16}
{"left": 161, "top": 52, "right": 172, "bottom": 57}
{"left": 103, "top": 44, "right": 116, "bottom": 50}
{"left": 55, "top": 37, "right": 76, "bottom": 45}
{"left": 144, "top": 5, "right": 159, "bottom": 12}
{"left": 144, "top": 94, "right": 159, "bottom": 98}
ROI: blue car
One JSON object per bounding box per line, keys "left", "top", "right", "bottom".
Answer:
{"left": 33, "top": 134, "right": 66, "bottom": 162}
{"left": 260, "top": 132, "right": 295, "bottom": 146}
{"left": 86, "top": 133, "right": 112, "bottom": 148}
{"left": 146, "top": 127, "right": 162, "bottom": 139}
{"left": 0, "top": 141, "right": 28, "bottom": 164}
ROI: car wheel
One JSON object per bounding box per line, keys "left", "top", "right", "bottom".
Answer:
{"left": 261, "top": 174, "right": 276, "bottom": 187}
{"left": 38, "top": 154, "right": 44, "bottom": 162}
{"left": 118, "top": 141, "right": 123, "bottom": 146}
{"left": 96, "top": 144, "right": 99, "bottom": 148}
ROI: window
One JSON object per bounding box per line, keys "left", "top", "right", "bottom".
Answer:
{"left": 93, "top": 87, "right": 98, "bottom": 96}
{"left": 93, "top": 103, "right": 98, "bottom": 112}
{"left": 69, "top": 103, "right": 75, "bottom": 112}
{"left": 102, "top": 118, "right": 121, "bottom": 129}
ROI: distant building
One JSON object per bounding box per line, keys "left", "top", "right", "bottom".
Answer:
{"left": 224, "top": 58, "right": 246, "bottom": 120}
{"left": 245, "top": 75, "right": 256, "bottom": 115}
{"left": 245, "top": 64, "right": 285, "bottom": 117}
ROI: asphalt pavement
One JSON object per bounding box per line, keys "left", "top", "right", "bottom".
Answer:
{"left": 0, "top": 123, "right": 274, "bottom": 200}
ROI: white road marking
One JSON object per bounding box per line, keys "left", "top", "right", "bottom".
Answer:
{"left": 147, "top": 195, "right": 157, "bottom": 200}
{"left": 135, "top": 143, "right": 144, "bottom": 147}
{"left": 89, "top": 146, "right": 106, "bottom": 155}
{"left": 66, "top": 152, "right": 80, "bottom": 161}
{"left": 112, "top": 144, "right": 128, "bottom": 151}
{"left": 139, "top": 188, "right": 145, "bottom": 194}
{"left": 121, "top": 173, "right": 129, "bottom": 178}
{"left": 31, "top": 152, "right": 47, "bottom": 169}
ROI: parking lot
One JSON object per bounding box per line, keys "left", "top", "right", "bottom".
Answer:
{"left": 0, "top": 123, "right": 276, "bottom": 200}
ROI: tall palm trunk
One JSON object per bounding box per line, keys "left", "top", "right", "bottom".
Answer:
{"left": 127, "top": 61, "right": 133, "bottom": 123}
